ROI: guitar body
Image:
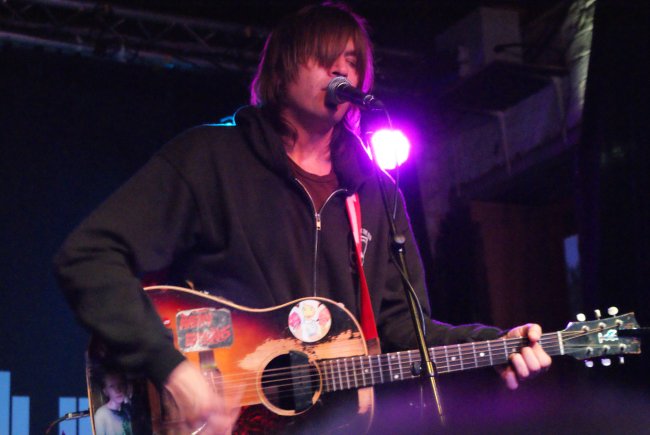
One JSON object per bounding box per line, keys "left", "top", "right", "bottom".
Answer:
{"left": 86, "top": 286, "right": 374, "bottom": 434}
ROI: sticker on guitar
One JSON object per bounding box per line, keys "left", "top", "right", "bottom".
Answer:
{"left": 598, "top": 329, "right": 618, "bottom": 344}
{"left": 176, "top": 307, "right": 234, "bottom": 352}
{"left": 288, "top": 299, "right": 332, "bottom": 343}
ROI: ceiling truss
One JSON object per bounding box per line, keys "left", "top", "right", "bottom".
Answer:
{"left": 0, "top": 0, "right": 424, "bottom": 94}
{"left": 1, "top": 0, "right": 268, "bottom": 72}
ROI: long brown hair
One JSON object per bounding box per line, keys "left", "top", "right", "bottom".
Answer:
{"left": 250, "top": 2, "right": 374, "bottom": 135}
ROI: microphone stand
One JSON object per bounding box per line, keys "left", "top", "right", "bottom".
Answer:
{"left": 362, "top": 114, "right": 446, "bottom": 427}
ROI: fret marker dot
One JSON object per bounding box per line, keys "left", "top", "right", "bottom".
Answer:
{"left": 479, "top": 352, "right": 485, "bottom": 357}
{"left": 394, "top": 375, "right": 399, "bottom": 379}
{"left": 451, "top": 357, "right": 456, "bottom": 361}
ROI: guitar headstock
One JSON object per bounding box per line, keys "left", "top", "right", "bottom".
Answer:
{"left": 560, "top": 309, "right": 641, "bottom": 362}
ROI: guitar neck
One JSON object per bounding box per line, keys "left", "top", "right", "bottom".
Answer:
{"left": 318, "top": 332, "right": 562, "bottom": 393}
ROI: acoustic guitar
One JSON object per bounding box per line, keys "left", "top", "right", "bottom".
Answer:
{"left": 85, "top": 285, "right": 642, "bottom": 434}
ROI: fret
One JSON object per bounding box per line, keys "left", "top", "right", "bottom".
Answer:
{"left": 368, "top": 355, "right": 375, "bottom": 385}
{"left": 509, "top": 339, "right": 520, "bottom": 358}
{"left": 359, "top": 356, "right": 366, "bottom": 387}
{"left": 318, "top": 362, "right": 326, "bottom": 392}
{"left": 446, "top": 345, "right": 460, "bottom": 372}
{"left": 322, "top": 361, "right": 328, "bottom": 392}
{"left": 361, "top": 356, "right": 368, "bottom": 386}
{"left": 430, "top": 347, "right": 443, "bottom": 374}
{"left": 557, "top": 331, "right": 564, "bottom": 355}
{"left": 322, "top": 361, "right": 329, "bottom": 392}
{"left": 443, "top": 345, "right": 450, "bottom": 372}
{"left": 317, "top": 362, "right": 324, "bottom": 391}
{"left": 377, "top": 355, "right": 384, "bottom": 384}
{"left": 336, "top": 359, "right": 343, "bottom": 391}
{"left": 388, "top": 354, "right": 394, "bottom": 381}
{"left": 407, "top": 350, "right": 414, "bottom": 378}
{"left": 475, "top": 343, "right": 488, "bottom": 368}
{"left": 502, "top": 338, "right": 508, "bottom": 362}
{"left": 471, "top": 342, "right": 478, "bottom": 369}
{"left": 330, "top": 360, "right": 337, "bottom": 391}
{"left": 343, "top": 358, "right": 350, "bottom": 389}
{"left": 487, "top": 340, "right": 493, "bottom": 366}
{"left": 351, "top": 357, "right": 358, "bottom": 388}
{"left": 319, "top": 361, "right": 325, "bottom": 391}
{"left": 396, "top": 352, "right": 403, "bottom": 380}
{"left": 457, "top": 344, "right": 463, "bottom": 370}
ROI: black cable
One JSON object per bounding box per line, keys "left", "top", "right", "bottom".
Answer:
{"left": 45, "top": 410, "right": 90, "bottom": 435}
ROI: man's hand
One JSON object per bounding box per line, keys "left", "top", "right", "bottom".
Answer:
{"left": 164, "top": 360, "right": 240, "bottom": 434}
{"left": 497, "top": 323, "right": 552, "bottom": 390}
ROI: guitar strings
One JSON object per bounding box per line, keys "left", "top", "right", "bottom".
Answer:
{"left": 213, "top": 339, "right": 618, "bottom": 400}
{"left": 206, "top": 327, "right": 621, "bottom": 396}
{"left": 213, "top": 331, "right": 561, "bottom": 384}
{"left": 210, "top": 330, "right": 584, "bottom": 388}
{"left": 216, "top": 340, "right": 620, "bottom": 402}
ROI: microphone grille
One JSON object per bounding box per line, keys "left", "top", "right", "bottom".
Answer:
{"left": 326, "top": 76, "right": 350, "bottom": 106}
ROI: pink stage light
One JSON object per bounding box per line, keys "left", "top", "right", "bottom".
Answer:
{"left": 370, "top": 129, "right": 411, "bottom": 170}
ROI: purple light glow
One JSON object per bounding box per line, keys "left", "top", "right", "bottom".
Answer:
{"left": 370, "top": 129, "right": 411, "bottom": 170}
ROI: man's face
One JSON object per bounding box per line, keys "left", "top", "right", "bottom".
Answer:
{"left": 283, "top": 39, "right": 360, "bottom": 131}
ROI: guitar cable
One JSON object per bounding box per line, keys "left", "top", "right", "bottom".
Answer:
{"left": 45, "top": 410, "right": 90, "bottom": 434}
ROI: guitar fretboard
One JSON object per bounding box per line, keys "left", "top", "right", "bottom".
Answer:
{"left": 317, "top": 333, "right": 562, "bottom": 392}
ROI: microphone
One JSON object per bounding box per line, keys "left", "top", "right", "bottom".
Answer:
{"left": 326, "top": 77, "right": 384, "bottom": 110}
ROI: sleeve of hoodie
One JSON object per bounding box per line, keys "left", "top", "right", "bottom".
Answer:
{"left": 377, "top": 187, "right": 503, "bottom": 352}
{"left": 53, "top": 129, "right": 209, "bottom": 386}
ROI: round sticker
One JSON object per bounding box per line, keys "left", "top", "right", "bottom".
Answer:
{"left": 288, "top": 300, "right": 332, "bottom": 343}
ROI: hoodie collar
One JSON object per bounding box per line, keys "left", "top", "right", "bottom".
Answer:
{"left": 235, "top": 106, "right": 374, "bottom": 193}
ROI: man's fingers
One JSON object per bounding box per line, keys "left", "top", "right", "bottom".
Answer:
{"left": 497, "top": 323, "right": 552, "bottom": 389}
{"left": 202, "top": 377, "right": 243, "bottom": 434}
{"left": 533, "top": 343, "right": 552, "bottom": 369}
{"left": 500, "top": 366, "right": 519, "bottom": 390}
{"left": 526, "top": 323, "right": 542, "bottom": 343}
{"left": 509, "top": 352, "right": 530, "bottom": 380}
{"left": 520, "top": 346, "right": 541, "bottom": 374}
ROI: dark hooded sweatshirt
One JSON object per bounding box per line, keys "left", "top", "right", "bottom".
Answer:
{"left": 54, "top": 107, "right": 501, "bottom": 386}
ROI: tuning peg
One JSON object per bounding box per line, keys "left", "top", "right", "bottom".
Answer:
{"left": 594, "top": 309, "right": 602, "bottom": 319}
{"left": 576, "top": 313, "right": 586, "bottom": 322}
{"left": 585, "top": 360, "right": 594, "bottom": 368}
{"left": 607, "top": 306, "right": 619, "bottom": 316}
{"left": 601, "top": 358, "right": 611, "bottom": 367}
{"left": 619, "top": 356, "right": 625, "bottom": 365}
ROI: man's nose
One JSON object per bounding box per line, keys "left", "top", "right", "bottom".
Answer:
{"left": 330, "top": 55, "right": 349, "bottom": 78}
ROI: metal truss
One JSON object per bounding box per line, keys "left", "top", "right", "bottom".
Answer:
{"left": 0, "top": 0, "right": 267, "bottom": 72}
{"left": 0, "top": 0, "right": 425, "bottom": 95}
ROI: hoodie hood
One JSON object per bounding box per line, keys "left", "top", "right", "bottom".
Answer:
{"left": 234, "top": 106, "right": 375, "bottom": 193}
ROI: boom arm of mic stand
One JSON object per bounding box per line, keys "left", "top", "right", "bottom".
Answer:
{"left": 364, "top": 128, "right": 446, "bottom": 427}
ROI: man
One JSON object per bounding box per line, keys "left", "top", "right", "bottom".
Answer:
{"left": 55, "top": 3, "right": 551, "bottom": 433}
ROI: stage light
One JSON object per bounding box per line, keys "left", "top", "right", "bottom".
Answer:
{"left": 370, "top": 129, "right": 411, "bottom": 170}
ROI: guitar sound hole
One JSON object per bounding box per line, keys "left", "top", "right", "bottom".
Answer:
{"left": 261, "top": 351, "right": 320, "bottom": 414}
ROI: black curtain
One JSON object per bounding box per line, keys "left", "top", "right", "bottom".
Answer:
{"left": 577, "top": 0, "right": 650, "bottom": 389}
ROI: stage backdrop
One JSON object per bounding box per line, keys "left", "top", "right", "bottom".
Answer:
{"left": 0, "top": 46, "right": 252, "bottom": 432}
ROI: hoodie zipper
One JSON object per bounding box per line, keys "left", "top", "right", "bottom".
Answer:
{"left": 294, "top": 179, "right": 346, "bottom": 296}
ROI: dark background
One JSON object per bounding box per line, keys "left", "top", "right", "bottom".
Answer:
{"left": 1, "top": 0, "right": 649, "bottom": 432}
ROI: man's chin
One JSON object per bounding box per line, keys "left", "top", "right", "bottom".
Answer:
{"left": 326, "top": 104, "right": 348, "bottom": 123}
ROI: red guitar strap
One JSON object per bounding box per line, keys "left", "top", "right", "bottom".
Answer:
{"left": 345, "top": 194, "right": 381, "bottom": 353}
